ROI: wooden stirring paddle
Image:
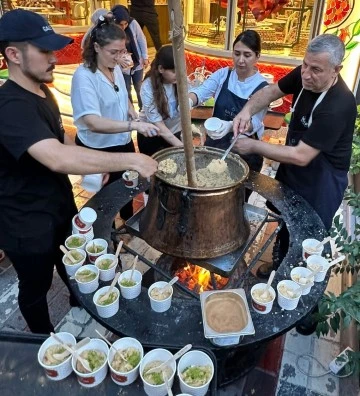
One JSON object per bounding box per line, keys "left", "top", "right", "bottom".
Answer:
{"left": 59, "top": 245, "right": 76, "bottom": 264}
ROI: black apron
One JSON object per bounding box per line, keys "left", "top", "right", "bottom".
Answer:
{"left": 204, "top": 68, "right": 267, "bottom": 172}
{"left": 275, "top": 89, "right": 348, "bottom": 230}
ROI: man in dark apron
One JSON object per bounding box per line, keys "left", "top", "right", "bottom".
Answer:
{"left": 232, "top": 34, "right": 356, "bottom": 334}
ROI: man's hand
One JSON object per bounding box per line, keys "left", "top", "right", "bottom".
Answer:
{"left": 233, "top": 108, "right": 252, "bottom": 137}
{"left": 207, "top": 120, "right": 233, "bottom": 140}
{"left": 232, "top": 135, "right": 255, "bottom": 155}
{"left": 133, "top": 154, "right": 158, "bottom": 178}
{"left": 134, "top": 121, "right": 159, "bottom": 137}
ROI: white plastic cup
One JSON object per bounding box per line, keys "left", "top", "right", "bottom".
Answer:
{"left": 119, "top": 269, "right": 142, "bottom": 299}
{"left": 62, "top": 248, "right": 86, "bottom": 277}
{"left": 72, "top": 227, "right": 94, "bottom": 242}
{"left": 65, "top": 234, "right": 87, "bottom": 251}
{"left": 93, "top": 286, "right": 120, "bottom": 318}
{"left": 148, "top": 281, "right": 173, "bottom": 313}
{"left": 74, "top": 264, "right": 99, "bottom": 294}
{"left": 177, "top": 350, "right": 214, "bottom": 396}
{"left": 108, "top": 337, "right": 144, "bottom": 386}
{"left": 85, "top": 238, "right": 108, "bottom": 264}
{"left": 302, "top": 238, "right": 324, "bottom": 260}
{"left": 250, "top": 283, "right": 276, "bottom": 314}
{"left": 122, "top": 170, "right": 139, "bottom": 188}
{"left": 95, "top": 254, "right": 118, "bottom": 281}
{"left": 140, "top": 348, "right": 176, "bottom": 396}
{"left": 76, "top": 207, "right": 97, "bottom": 229}
{"left": 204, "top": 117, "right": 222, "bottom": 132}
{"left": 306, "top": 255, "right": 329, "bottom": 282}
{"left": 72, "top": 338, "right": 109, "bottom": 388}
{"left": 290, "top": 267, "right": 314, "bottom": 295}
{"left": 38, "top": 332, "right": 76, "bottom": 381}
{"left": 277, "top": 280, "right": 301, "bottom": 310}
{"left": 81, "top": 173, "right": 103, "bottom": 193}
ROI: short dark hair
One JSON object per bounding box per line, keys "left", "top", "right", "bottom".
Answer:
{"left": 233, "top": 30, "right": 262, "bottom": 56}
{"left": 0, "top": 41, "right": 28, "bottom": 62}
{"left": 82, "top": 16, "right": 125, "bottom": 72}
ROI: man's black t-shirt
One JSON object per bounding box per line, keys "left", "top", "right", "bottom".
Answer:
{"left": 0, "top": 80, "right": 77, "bottom": 245}
{"left": 278, "top": 65, "right": 356, "bottom": 170}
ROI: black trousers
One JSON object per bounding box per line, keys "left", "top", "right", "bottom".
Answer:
{"left": 75, "top": 137, "right": 135, "bottom": 220}
{"left": 6, "top": 221, "right": 75, "bottom": 334}
{"left": 130, "top": 9, "right": 162, "bottom": 51}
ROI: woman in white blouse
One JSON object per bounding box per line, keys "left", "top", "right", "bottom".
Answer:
{"left": 138, "top": 45, "right": 183, "bottom": 156}
{"left": 71, "top": 16, "right": 157, "bottom": 219}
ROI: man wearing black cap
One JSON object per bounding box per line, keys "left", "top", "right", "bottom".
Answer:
{"left": 0, "top": 10, "right": 158, "bottom": 334}
{"left": 129, "top": 0, "right": 162, "bottom": 51}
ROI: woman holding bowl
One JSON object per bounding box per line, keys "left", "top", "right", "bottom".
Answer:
{"left": 189, "top": 30, "right": 268, "bottom": 173}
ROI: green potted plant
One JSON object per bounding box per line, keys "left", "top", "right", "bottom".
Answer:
{"left": 314, "top": 106, "right": 360, "bottom": 370}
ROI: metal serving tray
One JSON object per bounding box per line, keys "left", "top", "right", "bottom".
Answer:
{"left": 200, "top": 288, "right": 255, "bottom": 341}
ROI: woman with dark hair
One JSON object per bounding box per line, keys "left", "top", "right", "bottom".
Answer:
{"left": 112, "top": 5, "right": 149, "bottom": 111}
{"left": 189, "top": 30, "right": 268, "bottom": 173}
{"left": 71, "top": 16, "right": 158, "bottom": 219}
{"left": 138, "top": 45, "right": 183, "bottom": 156}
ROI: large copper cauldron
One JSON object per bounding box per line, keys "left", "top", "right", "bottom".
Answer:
{"left": 139, "top": 147, "right": 250, "bottom": 259}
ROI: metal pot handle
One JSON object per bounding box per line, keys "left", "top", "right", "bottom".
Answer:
{"left": 159, "top": 197, "right": 177, "bottom": 215}
{"left": 177, "top": 190, "right": 191, "bottom": 236}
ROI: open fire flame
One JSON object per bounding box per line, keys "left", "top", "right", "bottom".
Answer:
{"left": 175, "top": 262, "right": 229, "bottom": 293}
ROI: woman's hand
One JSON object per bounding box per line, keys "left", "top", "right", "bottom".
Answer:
{"left": 134, "top": 121, "right": 159, "bottom": 137}
{"left": 128, "top": 105, "right": 138, "bottom": 121}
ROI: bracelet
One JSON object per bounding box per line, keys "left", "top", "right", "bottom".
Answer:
{"left": 128, "top": 120, "right": 132, "bottom": 131}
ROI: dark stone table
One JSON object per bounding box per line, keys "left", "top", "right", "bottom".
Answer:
{"left": 71, "top": 171, "right": 329, "bottom": 352}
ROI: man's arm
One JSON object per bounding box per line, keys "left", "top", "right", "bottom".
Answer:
{"left": 233, "top": 137, "right": 320, "bottom": 167}
{"left": 233, "top": 83, "right": 285, "bottom": 135}
{"left": 28, "top": 138, "right": 158, "bottom": 178}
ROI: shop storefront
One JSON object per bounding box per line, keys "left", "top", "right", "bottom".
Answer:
{"left": 1, "top": 0, "right": 359, "bottom": 94}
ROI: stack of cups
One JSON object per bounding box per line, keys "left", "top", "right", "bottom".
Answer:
{"left": 72, "top": 208, "right": 97, "bottom": 242}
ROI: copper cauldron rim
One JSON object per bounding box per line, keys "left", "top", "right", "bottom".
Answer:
{"left": 152, "top": 146, "right": 249, "bottom": 191}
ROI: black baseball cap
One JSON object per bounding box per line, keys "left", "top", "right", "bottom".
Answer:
{"left": 0, "top": 9, "right": 73, "bottom": 50}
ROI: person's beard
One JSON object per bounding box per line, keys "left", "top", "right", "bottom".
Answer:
{"left": 21, "top": 51, "right": 55, "bottom": 84}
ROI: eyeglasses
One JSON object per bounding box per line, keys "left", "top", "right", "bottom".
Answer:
{"left": 102, "top": 48, "right": 128, "bottom": 56}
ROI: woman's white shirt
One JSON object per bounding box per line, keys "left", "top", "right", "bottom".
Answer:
{"left": 139, "top": 78, "right": 181, "bottom": 134}
{"left": 71, "top": 64, "right": 131, "bottom": 148}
